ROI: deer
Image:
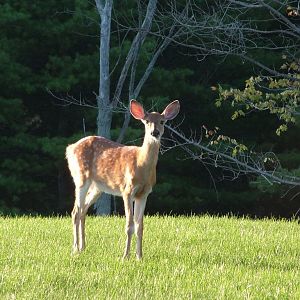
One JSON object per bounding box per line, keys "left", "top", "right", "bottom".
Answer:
{"left": 66, "top": 99, "right": 180, "bottom": 260}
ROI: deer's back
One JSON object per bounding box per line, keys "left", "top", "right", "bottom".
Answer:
{"left": 66, "top": 136, "right": 148, "bottom": 196}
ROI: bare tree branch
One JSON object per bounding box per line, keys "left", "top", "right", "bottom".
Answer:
{"left": 112, "top": 0, "right": 158, "bottom": 108}
{"left": 259, "top": 0, "right": 300, "bottom": 35}
{"left": 162, "top": 0, "right": 300, "bottom": 79}
{"left": 116, "top": 2, "right": 190, "bottom": 143}
{"left": 165, "top": 125, "right": 300, "bottom": 187}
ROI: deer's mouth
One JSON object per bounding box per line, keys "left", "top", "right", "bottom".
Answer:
{"left": 151, "top": 129, "right": 160, "bottom": 138}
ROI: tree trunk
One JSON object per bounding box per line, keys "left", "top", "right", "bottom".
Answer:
{"left": 94, "top": 0, "right": 113, "bottom": 215}
{"left": 94, "top": 104, "right": 113, "bottom": 215}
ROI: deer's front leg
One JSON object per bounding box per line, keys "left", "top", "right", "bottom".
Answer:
{"left": 134, "top": 197, "right": 147, "bottom": 260}
{"left": 123, "top": 194, "right": 134, "bottom": 259}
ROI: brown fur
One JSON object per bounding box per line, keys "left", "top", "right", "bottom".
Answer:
{"left": 66, "top": 100, "right": 180, "bottom": 259}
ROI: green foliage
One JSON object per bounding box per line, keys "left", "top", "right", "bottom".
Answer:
{"left": 0, "top": 0, "right": 99, "bottom": 214}
{"left": 1, "top": 216, "right": 300, "bottom": 299}
{"left": 217, "top": 59, "right": 300, "bottom": 135}
{"left": 216, "top": 58, "right": 300, "bottom": 210}
{"left": 277, "top": 151, "right": 300, "bottom": 170}
{"left": 1, "top": 0, "right": 299, "bottom": 217}
{"left": 0, "top": 96, "right": 75, "bottom": 214}
{"left": 201, "top": 125, "right": 249, "bottom": 157}
{"left": 0, "top": 132, "right": 73, "bottom": 214}
{"left": 0, "top": 98, "right": 25, "bottom": 132}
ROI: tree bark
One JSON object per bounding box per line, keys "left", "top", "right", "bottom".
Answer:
{"left": 94, "top": 0, "right": 113, "bottom": 215}
{"left": 97, "top": 0, "right": 113, "bottom": 139}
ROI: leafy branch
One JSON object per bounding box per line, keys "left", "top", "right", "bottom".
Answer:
{"left": 216, "top": 58, "right": 300, "bottom": 135}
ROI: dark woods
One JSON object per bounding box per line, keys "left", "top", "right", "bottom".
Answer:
{"left": 1, "top": 0, "right": 299, "bottom": 218}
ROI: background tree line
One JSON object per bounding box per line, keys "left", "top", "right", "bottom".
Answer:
{"left": 1, "top": 0, "right": 299, "bottom": 217}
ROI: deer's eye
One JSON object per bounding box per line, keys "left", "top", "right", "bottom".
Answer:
{"left": 160, "top": 120, "right": 165, "bottom": 125}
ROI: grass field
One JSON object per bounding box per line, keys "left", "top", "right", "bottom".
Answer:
{"left": 1, "top": 215, "right": 300, "bottom": 299}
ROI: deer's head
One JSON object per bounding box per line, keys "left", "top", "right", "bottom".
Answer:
{"left": 130, "top": 100, "right": 180, "bottom": 142}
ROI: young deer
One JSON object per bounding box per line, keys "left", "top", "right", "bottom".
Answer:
{"left": 66, "top": 99, "right": 180, "bottom": 259}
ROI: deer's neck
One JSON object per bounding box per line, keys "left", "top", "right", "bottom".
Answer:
{"left": 138, "top": 136, "right": 160, "bottom": 168}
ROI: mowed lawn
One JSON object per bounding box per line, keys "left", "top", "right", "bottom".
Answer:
{"left": 1, "top": 215, "right": 300, "bottom": 299}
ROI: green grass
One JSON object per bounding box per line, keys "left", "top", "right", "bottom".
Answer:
{"left": 1, "top": 215, "right": 300, "bottom": 299}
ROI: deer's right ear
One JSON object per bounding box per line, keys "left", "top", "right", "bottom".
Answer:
{"left": 130, "top": 100, "right": 145, "bottom": 120}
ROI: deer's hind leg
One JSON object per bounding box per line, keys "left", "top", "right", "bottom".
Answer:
{"left": 71, "top": 204, "right": 80, "bottom": 254}
{"left": 72, "top": 180, "right": 90, "bottom": 254}
{"left": 79, "top": 182, "right": 102, "bottom": 252}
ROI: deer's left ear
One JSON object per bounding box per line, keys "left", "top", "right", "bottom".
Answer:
{"left": 162, "top": 100, "right": 180, "bottom": 120}
{"left": 130, "top": 99, "right": 145, "bottom": 120}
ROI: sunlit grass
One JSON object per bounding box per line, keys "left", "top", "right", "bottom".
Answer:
{"left": 1, "top": 216, "right": 300, "bottom": 299}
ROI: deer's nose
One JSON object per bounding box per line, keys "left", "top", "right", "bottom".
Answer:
{"left": 151, "top": 129, "right": 160, "bottom": 138}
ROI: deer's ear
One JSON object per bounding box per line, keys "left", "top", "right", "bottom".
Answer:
{"left": 162, "top": 100, "right": 180, "bottom": 120}
{"left": 130, "top": 99, "right": 145, "bottom": 120}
